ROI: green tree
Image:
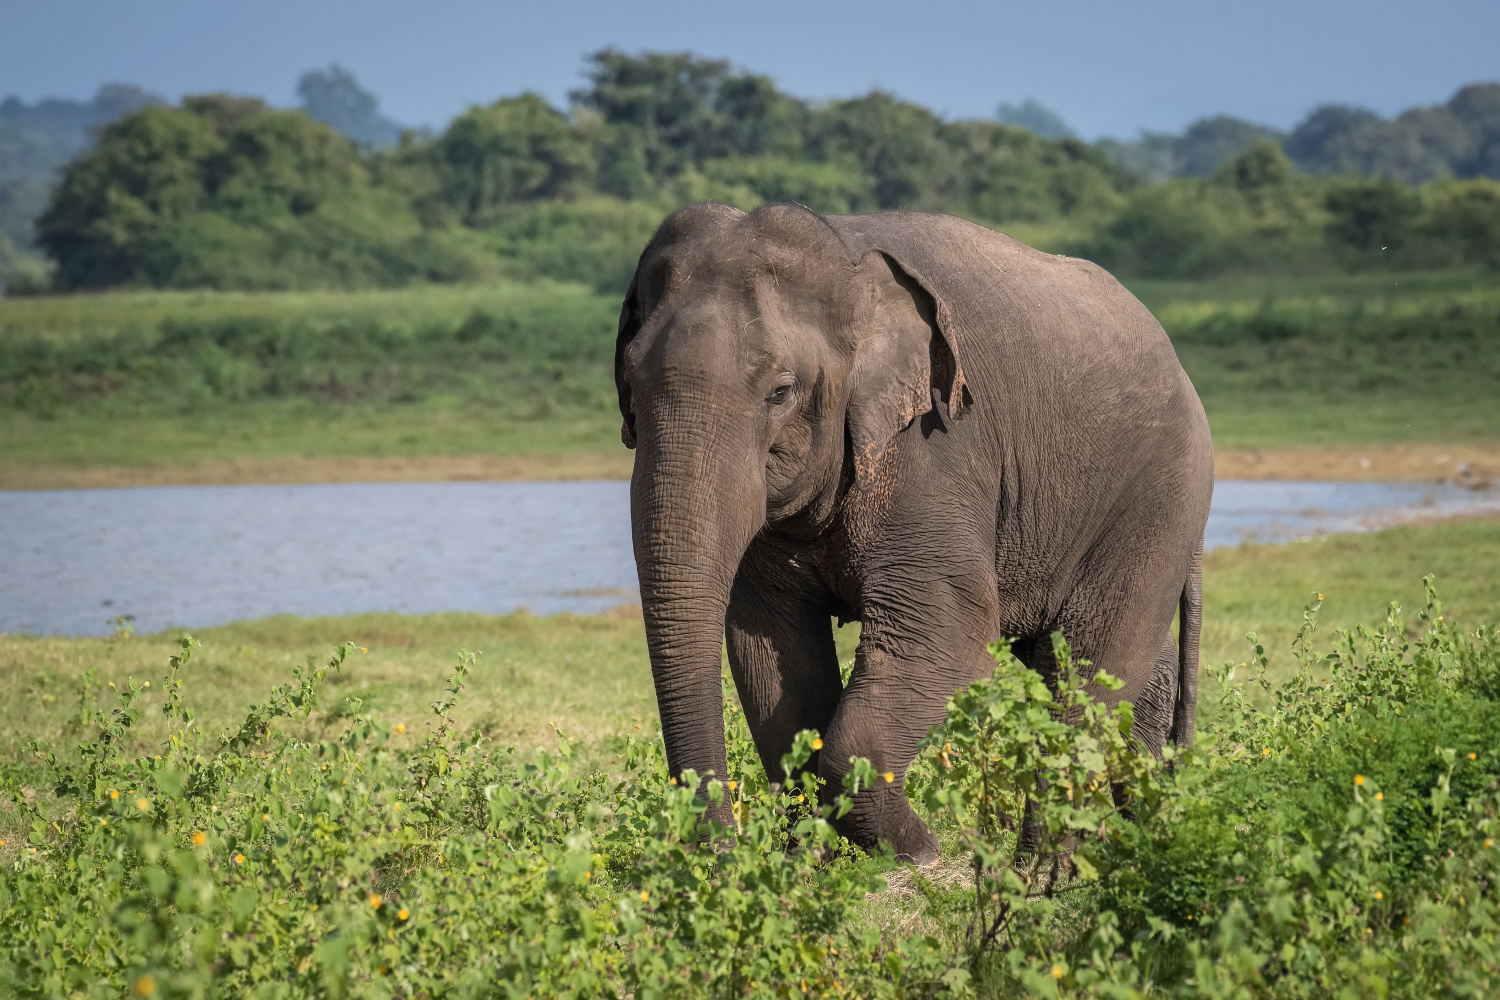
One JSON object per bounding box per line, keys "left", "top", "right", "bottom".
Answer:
{"left": 1175, "top": 115, "right": 1284, "bottom": 178}
{"left": 36, "top": 96, "right": 479, "bottom": 290}
{"left": 954, "top": 121, "right": 1129, "bottom": 223}
{"left": 805, "top": 91, "right": 954, "bottom": 209}
{"left": 995, "top": 98, "right": 1074, "bottom": 139}
{"left": 570, "top": 49, "right": 733, "bottom": 179}
{"left": 1324, "top": 177, "right": 1422, "bottom": 259}
{"left": 36, "top": 102, "right": 224, "bottom": 288}
{"left": 435, "top": 93, "right": 592, "bottom": 225}
{"left": 296, "top": 64, "right": 404, "bottom": 148}
{"left": 1215, "top": 138, "right": 1292, "bottom": 193}
{"left": 1284, "top": 104, "right": 1381, "bottom": 174}
{"left": 1427, "top": 179, "right": 1500, "bottom": 269}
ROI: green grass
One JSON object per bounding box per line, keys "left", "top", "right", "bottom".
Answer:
{"left": 0, "top": 403, "right": 622, "bottom": 469}
{"left": 1127, "top": 271, "right": 1500, "bottom": 447}
{"left": 2, "top": 271, "right": 1498, "bottom": 481}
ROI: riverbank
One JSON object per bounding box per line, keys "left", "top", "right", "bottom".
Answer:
{"left": 3, "top": 513, "right": 1496, "bottom": 755}
{"left": 3, "top": 442, "right": 1497, "bottom": 490}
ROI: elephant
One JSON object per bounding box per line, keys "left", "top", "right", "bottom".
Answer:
{"left": 615, "top": 202, "right": 1214, "bottom": 864}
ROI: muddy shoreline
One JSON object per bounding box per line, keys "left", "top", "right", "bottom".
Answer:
{"left": 2, "top": 444, "right": 1497, "bottom": 491}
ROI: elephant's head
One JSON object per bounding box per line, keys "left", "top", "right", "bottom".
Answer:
{"left": 615, "top": 202, "right": 969, "bottom": 798}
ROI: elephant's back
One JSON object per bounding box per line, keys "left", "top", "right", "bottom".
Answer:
{"left": 824, "top": 211, "right": 1201, "bottom": 439}
{"left": 825, "top": 212, "right": 1173, "bottom": 372}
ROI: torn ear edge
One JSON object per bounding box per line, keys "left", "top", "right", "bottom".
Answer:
{"left": 874, "top": 250, "right": 972, "bottom": 423}
{"left": 615, "top": 274, "right": 642, "bottom": 449}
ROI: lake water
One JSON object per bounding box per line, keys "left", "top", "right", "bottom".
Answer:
{"left": 3, "top": 478, "right": 1498, "bottom": 637}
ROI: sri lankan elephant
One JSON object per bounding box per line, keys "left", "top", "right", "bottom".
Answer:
{"left": 615, "top": 203, "right": 1213, "bottom": 864}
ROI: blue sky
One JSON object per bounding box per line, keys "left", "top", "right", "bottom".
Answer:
{"left": 2, "top": 0, "right": 1496, "bottom": 139}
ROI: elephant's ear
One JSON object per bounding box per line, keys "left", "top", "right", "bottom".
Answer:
{"left": 614, "top": 273, "right": 643, "bottom": 449}
{"left": 846, "top": 250, "right": 971, "bottom": 488}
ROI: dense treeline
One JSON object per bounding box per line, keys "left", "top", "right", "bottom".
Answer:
{"left": 8, "top": 52, "right": 1500, "bottom": 293}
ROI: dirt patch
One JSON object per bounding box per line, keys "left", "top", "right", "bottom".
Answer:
{"left": 1216, "top": 444, "right": 1500, "bottom": 485}
{"left": 0, "top": 451, "right": 636, "bottom": 490}
{"left": 6, "top": 444, "right": 1498, "bottom": 490}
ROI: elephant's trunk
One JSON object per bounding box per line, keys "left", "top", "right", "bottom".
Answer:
{"left": 630, "top": 409, "right": 765, "bottom": 816}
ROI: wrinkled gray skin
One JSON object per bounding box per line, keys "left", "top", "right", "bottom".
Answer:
{"left": 616, "top": 203, "right": 1213, "bottom": 864}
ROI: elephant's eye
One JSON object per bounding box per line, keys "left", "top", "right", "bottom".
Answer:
{"left": 768, "top": 384, "right": 792, "bottom": 405}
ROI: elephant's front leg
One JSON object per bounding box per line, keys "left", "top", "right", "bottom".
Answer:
{"left": 821, "top": 573, "right": 1000, "bottom": 864}
{"left": 724, "top": 540, "right": 844, "bottom": 786}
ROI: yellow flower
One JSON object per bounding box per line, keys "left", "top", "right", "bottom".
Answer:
{"left": 135, "top": 798, "right": 150, "bottom": 811}
{"left": 1375, "top": 792, "right": 1384, "bottom": 801}
{"left": 393, "top": 803, "right": 401, "bottom": 811}
{"left": 396, "top": 723, "right": 406, "bottom": 734}
{"left": 369, "top": 893, "right": 382, "bottom": 909}
{"left": 143, "top": 682, "right": 150, "bottom": 689}
{"left": 1355, "top": 774, "right": 1365, "bottom": 785}
{"left": 883, "top": 772, "right": 895, "bottom": 783}
{"left": 583, "top": 871, "right": 591, "bottom": 879}
{"left": 262, "top": 813, "right": 270, "bottom": 822}
{"left": 797, "top": 794, "right": 805, "bottom": 803}
{"left": 397, "top": 908, "right": 409, "bottom": 921}
{"left": 1375, "top": 890, "right": 1384, "bottom": 899}
{"left": 191, "top": 831, "right": 206, "bottom": 846}
{"left": 133, "top": 973, "right": 156, "bottom": 996}
{"left": 811, "top": 738, "right": 823, "bottom": 750}
{"left": 1262, "top": 749, "right": 1270, "bottom": 755}
{"left": 109, "top": 790, "right": 119, "bottom": 800}
{"left": 1470, "top": 753, "right": 1478, "bottom": 761}
{"left": 669, "top": 777, "right": 677, "bottom": 785}
{"left": 234, "top": 853, "right": 245, "bottom": 865}
{"left": 727, "top": 781, "right": 738, "bottom": 791}
{"left": 1052, "top": 965, "right": 1064, "bottom": 980}
{"left": 1317, "top": 594, "right": 1324, "bottom": 601}
{"left": 640, "top": 890, "right": 650, "bottom": 902}
{"left": 361, "top": 648, "right": 368, "bottom": 653}
{"left": 1486, "top": 838, "right": 1495, "bottom": 849}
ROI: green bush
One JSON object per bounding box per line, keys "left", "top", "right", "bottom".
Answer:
{"left": 5, "top": 582, "right": 1500, "bottom": 996}
{"left": 0, "top": 281, "right": 620, "bottom": 416}
{"left": 34, "top": 97, "right": 490, "bottom": 292}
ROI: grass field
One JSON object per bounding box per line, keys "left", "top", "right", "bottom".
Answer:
{"left": 2, "top": 269, "right": 1498, "bottom": 487}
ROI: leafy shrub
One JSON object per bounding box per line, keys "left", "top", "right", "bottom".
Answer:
{"left": 0, "top": 282, "right": 619, "bottom": 415}
{"left": 4, "top": 582, "right": 1500, "bottom": 997}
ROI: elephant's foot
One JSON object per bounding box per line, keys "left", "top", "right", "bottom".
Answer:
{"left": 886, "top": 809, "right": 940, "bottom": 866}
{"left": 833, "top": 790, "right": 940, "bottom": 865}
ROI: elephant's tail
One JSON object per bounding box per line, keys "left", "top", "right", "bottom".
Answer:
{"left": 1172, "top": 536, "right": 1204, "bottom": 748}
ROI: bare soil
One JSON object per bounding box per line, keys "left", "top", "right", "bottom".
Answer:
{"left": 1214, "top": 444, "right": 1500, "bottom": 486}
{"left": 3, "top": 444, "right": 1498, "bottom": 490}
{"left": 0, "top": 451, "right": 636, "bottom": 490}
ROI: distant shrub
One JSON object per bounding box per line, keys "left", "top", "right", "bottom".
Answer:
{"left": 0, "top": 283, "right": 619, "bottom": 415}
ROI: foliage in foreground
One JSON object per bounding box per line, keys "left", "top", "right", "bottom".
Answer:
{"left": 4, "top": 581, "right": 1500, "bottom": 996}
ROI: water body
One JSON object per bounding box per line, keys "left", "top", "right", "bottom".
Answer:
{"left": 3, "top": 479, "right": 1497, "bottom": 637}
